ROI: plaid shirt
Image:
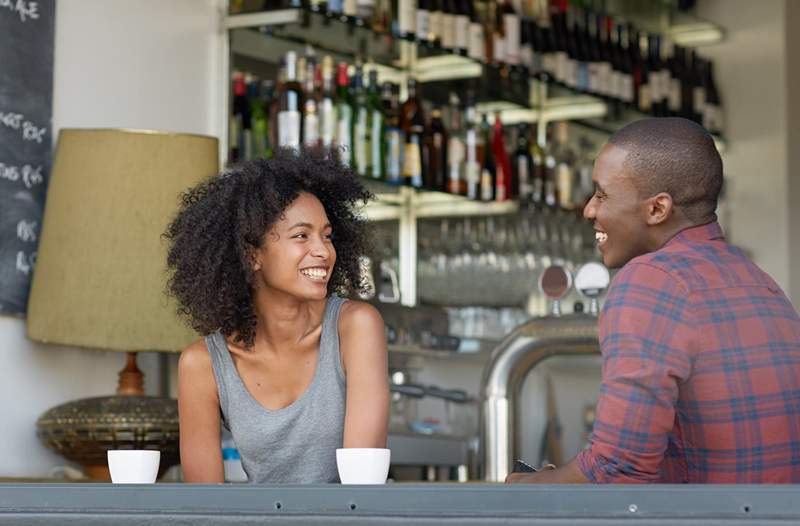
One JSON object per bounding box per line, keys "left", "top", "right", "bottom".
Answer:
{"left": 577, "top": 222, "right": 800, "bottom": 483}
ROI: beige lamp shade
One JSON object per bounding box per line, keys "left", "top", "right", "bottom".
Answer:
{"left": 27, "top": 129, "right": 219, "bottom": 353}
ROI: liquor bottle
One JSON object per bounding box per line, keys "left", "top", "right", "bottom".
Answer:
{"left": 397, "top": 0, "right": 416, "bottom": 39}
{"left": 253, "top": 79, "right": 274, "bottom": 159}
{"left": 382, "top": 81, "right": 404, "bottom": 184}
{"left": 690, "top": 50, "right": 705, "bottom": 124}
{"left": 302, "top": 49, "right": 320, "bottom": 150}
{"left": 617, "top": 22, "right": 634, "bottom": 105}
{"left": 367, "top": 69, "right": 385, "bottom": 179}
{"left": 663, "top": 39, "right": 681, "bottom": 117}
{"left": 491, "top": 113, "right": 512, "bottom": 202}
{"left": 426, "top": 108, "right": 448, "bottom": 191}
{"left": 563, "top": 5, "right": 578, "bottom": 88}
{"left": 635, "top": 32, "right": 651, "bottom": 114}
{"left": 453, "top": 0, "right": 470, "bottom": 56}
{"left": 530, "top": 129, "right": 545, "bottom": 206}
{"left": 429, "top": 0, "right": 444, "bottom": 46}
{"left": 416, "top": 0, "right": 430, "bottom": 42}
{"left": 550, "top": 1, "right": 568, "bottom": 84}
{"left": 703, "top": 61, "right": 723, "bottom": 135}
{"left": 520, "top": 18, "right": 535, "bottom": 71}
{"left": 648, "top": 34, "right": 665, "bottom": 116}
{"left": 489, "top": 1, "right": 505, "bottom": 66}
{"left": 553, "top": 121, "right": 574, "bottom": 210}
{"left": 351, "top": 65, "right": 370, "bottom": 176}
{"left": 574, "top": 136, "right": 595, "bottom": 211}
{"left": 514, "top": 123, "right": 533, "bottom": 203}
{"left": 319, "top": 55, "right": 337, "bottom": 153}
{"left": 574, "top": 6, "right": 590, "bottom": 92}
{"left": 441, "top": 0, "right": 457, "bottom": 50}
{"left": 466, "top": 0, "right": 485, "bottom": 62}
{"left": 597, "top": 14, "right": 613, "bottom": 98}
{"left": 230, "top": 71, "right": 247, "bottom": 162}
{"left": 543, "top": 125, "right": 558, "bottom": 208}
{"left": 463, "top": 92, "right": 482, "bottom": 199}
{"left": 446, "top": 92, "right": 465, "bottom": 195}
{"left": 500, "top": 0, "right": 521, "bottom": 66}
{"left": 243, "top": 74, "right": 258, "bottom": 160}
{"left": 277, "top": 51, "right": 303, "bottom": 151}
{"left": 335, "top": 62, "right": 353, "bottom": 166}
{"left": 479, "top": 113, "right": 494, "bottom": 202}
{"left": 400, "top": 78, "right": 425, "bottom": 187}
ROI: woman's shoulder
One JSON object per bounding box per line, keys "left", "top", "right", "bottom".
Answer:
{"left": 338, "top": 299, "right": 384, "bottom": 334}
{"left": 178, "top": 337, "right": 213, "bottom": 376}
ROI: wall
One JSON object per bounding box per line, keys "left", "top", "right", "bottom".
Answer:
{"left": 787, "top": 1, "right": 800, "bottom": 304}
{"left": 0, "top": 0, "right": 221, "bottom": 477}
{"left": 696, "top": 0, "right": 793, "bottom": 301}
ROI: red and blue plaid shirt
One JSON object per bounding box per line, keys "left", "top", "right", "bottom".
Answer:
{"left": 577, "top": 222, "right": 800, "bottom": 483}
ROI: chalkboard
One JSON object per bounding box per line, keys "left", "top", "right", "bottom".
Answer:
{"left": 0, "top": 0, "right": 54, "bottom": 316}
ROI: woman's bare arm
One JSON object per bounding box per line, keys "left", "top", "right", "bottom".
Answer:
{"left": 339, "top": 301, "right": 390, "bottom": 448}
{"left": 178, "top": 340, "right": 225, "bottom": 483}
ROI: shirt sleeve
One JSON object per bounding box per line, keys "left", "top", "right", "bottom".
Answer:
{"left": 577, "top": 262, "right": 694, "bottom": 483}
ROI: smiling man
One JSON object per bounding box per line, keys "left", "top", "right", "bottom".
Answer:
{"left": 508, "top": 117, "right": 800, "bottom": 484}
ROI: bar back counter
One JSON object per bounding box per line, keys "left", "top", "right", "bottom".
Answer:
{"left": 1, "top": 483, "right": 799, "bottom": 525}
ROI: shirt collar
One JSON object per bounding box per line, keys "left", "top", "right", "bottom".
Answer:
{"left": 665, "top": 221, "right": 725, "bottom": 247}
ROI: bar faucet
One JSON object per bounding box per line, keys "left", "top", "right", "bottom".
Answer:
{"left": 480, "top": 263, "right": 610, "bottom": 481}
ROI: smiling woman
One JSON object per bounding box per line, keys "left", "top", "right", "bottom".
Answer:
{"left": 163, "top": 150, "right": 389, "bottom": 484}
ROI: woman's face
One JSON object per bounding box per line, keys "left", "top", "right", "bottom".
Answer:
{"left": 252, "top": 192, "right": 336, "bottom": 301}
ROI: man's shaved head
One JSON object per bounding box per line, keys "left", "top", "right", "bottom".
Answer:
{"left": 608, "top": 117, "right": 723, "bottom": 223}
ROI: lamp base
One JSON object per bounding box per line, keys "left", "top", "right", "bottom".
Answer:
{"left": 36, "top": 395, "right": 180, "bottom": 480}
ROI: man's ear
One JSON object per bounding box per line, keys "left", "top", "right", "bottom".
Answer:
{"left": 645, "top": 192, "right": 673, "bottom": 226}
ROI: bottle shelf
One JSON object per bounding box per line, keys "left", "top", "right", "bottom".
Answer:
{"left": 226, "top": 7, "right": 725, "bottom": 144}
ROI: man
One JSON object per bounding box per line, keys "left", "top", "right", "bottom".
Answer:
{"left": 508, "top": 118, "right": 800, "bottom": 484}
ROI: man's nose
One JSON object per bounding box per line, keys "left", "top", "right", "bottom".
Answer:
{"left": 583, "top": 197, "right": 597, "bottom": 221}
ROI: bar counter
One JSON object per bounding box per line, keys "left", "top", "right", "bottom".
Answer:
{"left": 1, "top": 483, "right": 799, "bottom": 525}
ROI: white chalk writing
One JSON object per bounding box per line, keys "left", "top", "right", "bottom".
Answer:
{"left": 0, "top": 111, "right": 48, "bottom": 143}
{"left": 16, "top": 219, "right": 36, "bottom": 242}
{"left": 16, "top": 250, "right": 35, "bottom": 275}
{"left": 0, "top": 0, "right": 39, "bottom": 23}
{"left": 0, "top": 162, "right": 44, "bottom": 188}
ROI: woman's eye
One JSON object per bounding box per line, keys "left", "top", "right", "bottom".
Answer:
{"left": 292, "top": 233, "right": 307, "bottom": 239}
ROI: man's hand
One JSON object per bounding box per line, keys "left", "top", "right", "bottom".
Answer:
{"left": 505, "top": 458, "right": 590, "bottom": 484}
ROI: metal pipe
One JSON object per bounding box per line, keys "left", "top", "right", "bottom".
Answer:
{"left": 480, "top": 314, "right": 599, "bottom": 482}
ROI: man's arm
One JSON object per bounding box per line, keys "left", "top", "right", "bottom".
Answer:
{"left": 509, "top": 263, "right": 693, "bottom": 484}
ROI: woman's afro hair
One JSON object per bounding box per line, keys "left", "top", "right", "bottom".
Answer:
{"left": 164, "top": 148, "right": 373, "bottom": 347}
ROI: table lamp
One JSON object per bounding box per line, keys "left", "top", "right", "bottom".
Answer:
{"left": 26, "top": 129, "right": 219, "bottom": 480}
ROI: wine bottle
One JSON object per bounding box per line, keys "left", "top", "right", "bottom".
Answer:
{"left": 426, "top": 108, "right": 448, "bottom": 191}
{"left": 383, "top": 81, "right": 404, "bottom": 184}
{"left": 277, "top": 51, "right": 303, "bottom": 151}
{"left": 491, "top": 113, "right": 512, "bottom": 202}
{"left": 401, "top": 78, "right": 425, "bottom": 187}
{"left": 367, "top": 69, "right": 385, "bottom": 179}
{"left": 335, "top": 62, "right": 353, "bottom": 166}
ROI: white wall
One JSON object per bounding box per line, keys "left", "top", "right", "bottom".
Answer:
{"left": 0, "top": 0, "right": 221, "bottom": 477}
{"left": 696, "top": 0, "right": 793, "bottom": 301}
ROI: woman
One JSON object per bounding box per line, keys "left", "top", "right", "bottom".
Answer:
{"left": 165, "top": 151, "right": 389, "bottom": 483}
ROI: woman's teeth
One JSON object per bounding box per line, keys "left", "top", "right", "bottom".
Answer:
{"left": 595, "top": 232, "right": 608, "bottom": 244}
{"left": 300, "top": 268, "right": 328, "bottom": 280}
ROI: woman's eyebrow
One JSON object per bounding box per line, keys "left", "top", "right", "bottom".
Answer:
{"left": 288, "top": 222, "right": 332, "bottom": 229}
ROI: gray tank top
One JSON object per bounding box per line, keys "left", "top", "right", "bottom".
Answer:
{"left": 205, "top": 296, "right": 347, "bottom": 483}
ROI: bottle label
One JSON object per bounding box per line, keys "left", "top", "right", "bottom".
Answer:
{"left": 622, "top": 74, "right": 634, "bottom": 103}
{"left": 668, "top": 78, "right": 681, "bottom": 112}
{"left": 693, "top": 86, "right": 706, "bottom": 113}
{"left": 321, "top": 98, "right": 336, "bottom": 147}
{"left": 517, "top": 156, "right": 531, "bottom": 199}
{"left": 588, "top": 62, "right": 599, "bottom": 93}
{"left": 480, "top": 168, "right": 493, "bottom": 201}
{"left": 403, "top": 138, "right": 423, "bottom": 187}
{"left": 493, "top": 33, "right": 506, "bottom": 64}
{"left": 442, "top": 14, "right": 456, "bottom": 48}
{"left": 503, "top": 14, "right": 520, "bottom": 65}
{"left": 429, "top": 11, "right": 442, "bottom": 42}
{"left": 354, "top": 108, "right": 368, "bottom": 175}
{"left": 599, "top": 62, "right": 612, "bottom": 96}
{"left": 278, "top": 110, "right": 301, "bottom": 150}
{"left": 448, "top": 137, "right": 464, "bottom": 192}
{"left": 495, "top": 164, "right": 507, "bottom": 202}
{"left": 555, "top": 52, "right": 568, "bottom": 83}
{"left": 557, "top": 162, "right": 573, "bottom": 209}
{"left": 648, "top": 71, "right": 660, "bottom": 102}
{"left": 639, "top": 84, "right": 651, "bottom": 112}
{"left": 303, "top": 113, "right": 319, "bottom": 148}
{"left": 455, "top": 15, "right": 469, "bottom": 51}
{"left": 566, "top": 59, "right": 578, "bottom": 88}
{"left": 385, "top": 128, "right": 403, "bottom": 182}
{"left": 468, "top": 23, "right": 484, "bottom": 61}
{"left": 416, "top": 9, "right": 429, "bottom": 41}
{"left": 344, "top": 0, "right": 357, "bottom": 17}
{"left": 399, "top": 0, "right": 416, "bottom": 36}
{"left": 337, "top": 106, "right": 352, "bottom": 165}
{"left": 370, "top": 110, "right": 383, "bottom": 178}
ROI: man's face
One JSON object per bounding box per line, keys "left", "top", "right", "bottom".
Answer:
{"left": 583, "top": 144, "right": 652, "bottom": 269}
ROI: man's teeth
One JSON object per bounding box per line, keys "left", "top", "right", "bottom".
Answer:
{"left": 301, "top": 268, "right": 328, "bottom": 279}
{"left": 595, "top": 232, "right": 608, "bottom": 243}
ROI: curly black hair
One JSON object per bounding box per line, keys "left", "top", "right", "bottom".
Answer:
{"left": 164, "top": 149, "right": 373, "bottom": 347}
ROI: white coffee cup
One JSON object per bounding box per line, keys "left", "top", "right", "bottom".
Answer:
{"left": 336, "top": 448, "right": 390, "bottom": 484}
{"left": 107, "top": 450, "right": 160, "bottom": 484}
